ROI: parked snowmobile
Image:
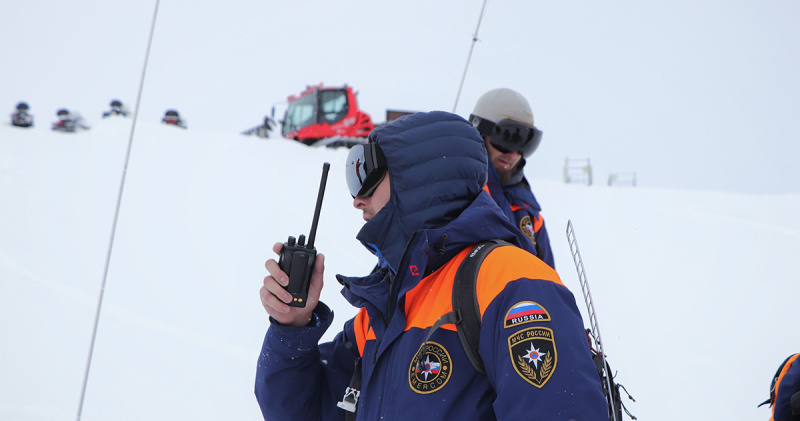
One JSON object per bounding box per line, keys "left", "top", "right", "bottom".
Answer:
{"left": 242, "top": 110, "right": 276, "bottom": 138}
{"left": 161, "top": 109, "right": 186, "bottom": 129}
{"left": 52, "top": 108, "right": 90, "bottom": 132}
{"left": 102, "top": 99, "right": 129, "bottom": 118}
{"left": 11, "top": 102, "right": 34, "bottom": 128}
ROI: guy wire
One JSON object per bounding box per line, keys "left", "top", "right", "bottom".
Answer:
{"left": 453, "top": 0, "right": 489, "bottom": 113}
{"left": 75, "top": 1, "right": 161, "bottom": 419}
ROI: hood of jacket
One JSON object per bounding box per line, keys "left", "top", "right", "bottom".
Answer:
{"left": 338, "top": 111, "right": 537, "bottom": 318}
{"left": 355, "top": 111, "right": 489, "bottom": 273}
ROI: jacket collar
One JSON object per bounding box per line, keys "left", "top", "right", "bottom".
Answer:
{"left": 338, "top": 192, "right": 536, "bottom": 319}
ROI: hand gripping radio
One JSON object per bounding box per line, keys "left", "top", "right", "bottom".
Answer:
{"left": 278, "top": 162, "right": 330, "bottom": 308}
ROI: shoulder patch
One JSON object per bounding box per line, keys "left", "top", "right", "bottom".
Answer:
{"left": 508, "top": 326, "right": 557, "bottom": 388}
{"left": 505, "top": 301, "right": 551, "bottom": 328}
{"left": 409, "top": 342, "right": 452, "bottom": 394}
{"left": 519, "top": 215, "right": 537, "bottom": 245}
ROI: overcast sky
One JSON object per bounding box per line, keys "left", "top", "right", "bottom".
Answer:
{"left": 2, "top": 0, "right": 799, "bottom": 195}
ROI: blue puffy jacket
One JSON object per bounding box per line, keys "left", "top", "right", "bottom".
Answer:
{"left": 255, "top": 111, "right": 606, "bottom": 420}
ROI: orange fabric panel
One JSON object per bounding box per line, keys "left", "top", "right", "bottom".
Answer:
{"left": 402, "top": 245, "right": 565, "bottom": 332}
{"left": 474, "top": 246, "right": 563, "bottom": 316}
{"left": 352, "top": 308, "right": 375, "bottom": 356}
{"left": 510, "top": 204, "right": 525, "bottom": 212}
{"left": 482, "top": 184, "right": 491, "bottom": 194}
{"left": 774, "top": 353, "right": 800, "bottom": 420}
{"left": 402, "top": 248, "right": 472, "bottom": 332}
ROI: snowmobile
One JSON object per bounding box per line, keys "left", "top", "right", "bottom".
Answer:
{"left": 242, "top": 111, "right": 277, "bottom": 138}
{"left": 52, "top": 108, "right": 90, "bottom": 132}
{"left": 11, "top": 102, "right": 34, "bottom": 128}
{"left": 102, "top": 99, "right": 129, "bottom": 118}
{"left": 161, "top": 109, "right": 186, "bottom": 129}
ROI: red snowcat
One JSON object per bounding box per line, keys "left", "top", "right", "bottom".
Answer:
{"left": 281, "top": 84, "right": 375, "bottom": 146}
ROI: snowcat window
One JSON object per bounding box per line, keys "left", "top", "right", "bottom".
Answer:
{"left": 319, "top": 90, "right": 348, "bottom": 124}
{"left": 282, "top": 92, "right": 318, "bottom": 137}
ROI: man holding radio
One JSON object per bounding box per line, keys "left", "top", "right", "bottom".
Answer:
{"left": 256, "top": 111, "right": 605, "bottom": 420}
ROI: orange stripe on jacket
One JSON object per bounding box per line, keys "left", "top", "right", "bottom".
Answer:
{"left": 353, "top": 308, "right": 375, "bottom": 357}
{"left": 403, "top": 249, "right": 469, "bottom": 332}
{"left": 773, "top": 353, "right": 800, "bottom": 420}
{"left": 402, "top": 245, "right": 563, "bottom": 332}
{"left": 475, "top": 245, "right": 561, "bottom": 314}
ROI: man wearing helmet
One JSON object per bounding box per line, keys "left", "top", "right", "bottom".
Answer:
{"left": 469, "top": 88, "right": 555, "bottom": 269}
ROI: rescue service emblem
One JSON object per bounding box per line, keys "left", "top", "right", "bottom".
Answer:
{"left": 519, "top": 215, "right": 537, "bottom": 245}
{"left": 504, "top": 301, "right": 551, "bottom": 328}
{"left": 508, "top": 326, "right": 557, "bottom": 388}
{"left": 408, "top": 342, "right": 452, "bottom": 394}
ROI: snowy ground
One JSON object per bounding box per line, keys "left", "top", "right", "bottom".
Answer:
{"left": 2, "top": 119, "right": 798, "bottom": 420}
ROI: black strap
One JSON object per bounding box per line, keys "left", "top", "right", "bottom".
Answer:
{"left": 452, "top": 240, "right": 511, "bottom": 374}
{"left": 339, "top": 322, "right": 372, "bottom": 420}
{"left": 791, "top": 390, "right": 800, "bottom": 417}
{"left": 339, "top": 357, "right": 362, "bottom": 421}
{"left": 338, "top": 239, "right": 509, "bottom": 418}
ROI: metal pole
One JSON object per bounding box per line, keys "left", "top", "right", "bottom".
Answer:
{"left": 452, "top": 0, "right": 489, "bottom": 113}
{"left": 75, "top": 1, "right": 160, "bottom": 419}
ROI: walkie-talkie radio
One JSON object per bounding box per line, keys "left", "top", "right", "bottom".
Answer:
{"left": 278, "top": 162, "right": 330, "bottom": 308}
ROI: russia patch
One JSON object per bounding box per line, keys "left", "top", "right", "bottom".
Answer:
{"left": 504, "top": 301, "right": 551, "bottom": 328}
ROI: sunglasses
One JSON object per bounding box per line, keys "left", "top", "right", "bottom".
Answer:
{"left": 473, "top": 117, "right": 543, "bottom": 158}
{"left": 345, "top": 142, "right": 387, "bottom": 198}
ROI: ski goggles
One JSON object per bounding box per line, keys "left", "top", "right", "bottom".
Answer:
{"left": 472, "top": 117, "right": 543, "bottom": 158}
{"left": 345, "top": 142, "right": 387, "bottom": 198}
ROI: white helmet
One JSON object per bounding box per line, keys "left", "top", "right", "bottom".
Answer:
{"left": 470, "top": 88, "right": 534, "bottom": 126}
{"left": 469, "top": 88, "right": 542, "bottom": 158}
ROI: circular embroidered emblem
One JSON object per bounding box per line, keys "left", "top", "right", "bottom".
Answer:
{"left": 408, "top": 341, "right": 452, "bottom": 394}
{"left": 519, "top": 215, "right": 537, "bottom": 245}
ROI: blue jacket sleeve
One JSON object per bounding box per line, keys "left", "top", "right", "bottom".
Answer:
{"left": 480, "top": 278, "right": 608, "bottom": 420}
{"left": 254, "top": 302, "right": 360, "bottom": 421}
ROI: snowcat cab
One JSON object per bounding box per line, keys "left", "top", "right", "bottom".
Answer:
{"left": 161, "top": 109, "right": 187, "bottom": 129}
{"left": 11, "top": 102, "right": 34, "bottom": 128}
{"left": 281, "top": 84, "right": 375, "bottom": 146}
{"left": 102, "top": 99, "right": 129, "bottom": 118}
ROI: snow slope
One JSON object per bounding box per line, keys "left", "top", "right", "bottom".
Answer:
{"left": 2, "top": 119, "right": 799, "bottom": 420}
{"left": 2, "top": 0, "right": 799, "bottom": 195}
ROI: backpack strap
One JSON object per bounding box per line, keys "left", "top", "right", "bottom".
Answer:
{"left": 341, "top": 239, "right": 511, "bottom": 418}
{"left": 452, "top": 239, "right": 512, "bottom": 374}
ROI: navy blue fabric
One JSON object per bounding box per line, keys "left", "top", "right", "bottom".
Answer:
{"left": 773, "top": 354, "right": 800, "bottom": 421}
{"left": 338, "top": 191, "right": 535, "bottom": 327}
{"left": 485, "top": 159, "right": 556, "bottom": 269}
{"left": 355, "top": 111, "right": 490, "bottom": 275}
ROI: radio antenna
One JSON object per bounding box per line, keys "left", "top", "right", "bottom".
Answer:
{"left": 307, "top": 162, "right": 330, "bottom": 248}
